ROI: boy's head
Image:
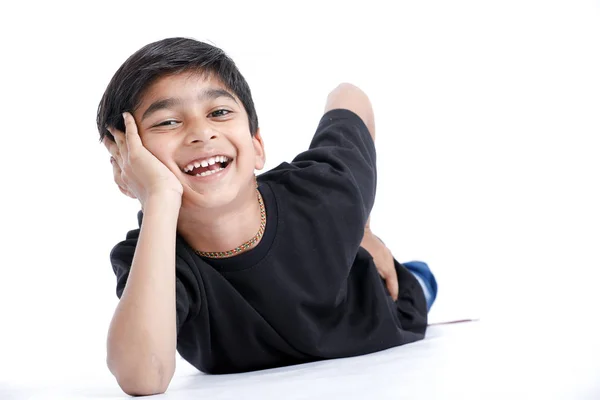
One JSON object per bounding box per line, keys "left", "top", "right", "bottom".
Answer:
{"left": 97, "top": 37, "right": 265, "bottom": 207}
{"left": 97, "top": 37, "right": 259, "bottom": 141}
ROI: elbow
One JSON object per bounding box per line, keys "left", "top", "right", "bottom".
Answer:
{"left": 330, "top": 82, "right": 367, "bottom": 98}
{"left": 326, "top": 83, "right": 375, "bottom": 138}
{"left": 328, "top": 82, "right": 368, "bottom": 104}
{"left": 108, "top": 356, "right": 174, "bottom": 396}
{"left": 118, "top": 377, "right": 169, "bottom": 397}
{"left": 332, "top": 82, "right": 361, "bottom": 91}
{"left": 114, "top": 369, "right": 172, "bottom": 397}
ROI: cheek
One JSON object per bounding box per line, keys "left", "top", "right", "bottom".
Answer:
{"left": 236, "top": 141, "right": 259, "bottom": 170}
{"left": 143, "top": 138, "right": 175, "bottom": 165}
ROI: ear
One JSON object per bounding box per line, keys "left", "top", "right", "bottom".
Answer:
{"left": 252, "top": 128, "right": 266, "bottom": 170}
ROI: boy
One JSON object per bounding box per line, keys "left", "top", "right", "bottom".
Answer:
{"left": 98, "top": 37, "right": 437, "bottom": 396}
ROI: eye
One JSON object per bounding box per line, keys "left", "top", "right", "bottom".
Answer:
{"left": 209, "top": 109, "right": 231, "bottom": 118}
{"left": 153, "top": 120, "right": 180, "bottom": 127}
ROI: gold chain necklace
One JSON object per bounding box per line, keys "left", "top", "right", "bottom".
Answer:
{"left": 194, "top": 188, "right": 266, "bottom": 259}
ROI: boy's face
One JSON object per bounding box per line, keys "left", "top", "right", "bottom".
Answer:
{"left": 132, "top": 71, "right": 265, "bottom": 207}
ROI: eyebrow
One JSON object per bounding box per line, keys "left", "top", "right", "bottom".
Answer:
{"left": 200, "top": 88, "right": 237, "bottom": 104}
{"left": 141, "top": 88, "right": 238, "bottom": 121}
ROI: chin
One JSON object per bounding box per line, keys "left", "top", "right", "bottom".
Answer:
{"left": 181, "top": 184, "right": 240, "bottom": 209}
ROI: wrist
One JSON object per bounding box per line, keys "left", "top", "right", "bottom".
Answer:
{"left": 143, "top": 192, "right": 182, "bottom": 211}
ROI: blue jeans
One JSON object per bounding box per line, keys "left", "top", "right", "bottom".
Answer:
{"left": 403, "top": 261, "right": 438, "bottom": 311}
{"left": 372, "top": 235, "right": 438, "bottom": 312}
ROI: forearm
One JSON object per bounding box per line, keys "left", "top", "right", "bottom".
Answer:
{"left": 107, "top": 194, "right": 181, "bottom": 395}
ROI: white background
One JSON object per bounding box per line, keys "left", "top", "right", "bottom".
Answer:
{"left": 1, "top": 0, "right": 598, "bottom": 392}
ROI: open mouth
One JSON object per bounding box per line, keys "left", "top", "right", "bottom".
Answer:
{"left": 183, "top": 155, "right": 232, "bottom": 177}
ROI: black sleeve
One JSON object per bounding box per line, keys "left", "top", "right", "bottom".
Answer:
{"left": 287, "top": 108, "right": 376, "bottom": 248}
{"left": 293, "top": 108, "right": 376, "bottom": 221}
{"left": 109, "top": 212, "right": 201, "bottom": 333}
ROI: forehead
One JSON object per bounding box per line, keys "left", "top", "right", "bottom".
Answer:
{"left": 138, "top": 71, "right": 235, "bottom": 105}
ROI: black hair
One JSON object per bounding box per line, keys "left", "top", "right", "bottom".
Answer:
{"left": 96, "top": 37, "right": 259, "bottom": 142}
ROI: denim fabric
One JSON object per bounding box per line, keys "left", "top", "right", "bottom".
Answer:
{"left": 403, "top": 261, "right": 438, "bottom": 311}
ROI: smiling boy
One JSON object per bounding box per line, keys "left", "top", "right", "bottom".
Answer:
{"left": 98, "top": 37, "right": 437, "bottom": 396}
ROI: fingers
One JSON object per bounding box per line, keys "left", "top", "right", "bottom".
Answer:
{"left": 112, "top": 128, "right": 128, "bottom": 162}
{"left": 103, "top": 136, "right": 122, "bottom": 166}
{"left": 122, "top": 112, "right": 142, "bottom": 155}
{"left": 106, "top": 128, "right": 128, "bottom": 173}
{"left": 385, "top": 270, "right": 399, "bottom": 301}
{"left": 362, "top": 233, "right": 398, "bottom": 300}
{"left": 375, "top": 258, "right": 399, "bottom": 301}
{"left": 110, "top": 157, "right": 136, "bottom": 199}
{"left": 119, "top": 186, "right": 137, "bottom": 199}
{"left": 105, "top": 124, "right": 136, "bottom": 200}
{"left": 107, "top": 113, "right": 141, "bottom": 161}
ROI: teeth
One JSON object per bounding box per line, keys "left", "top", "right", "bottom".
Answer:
{"left": 196, "top": 166, "right": 225, "bottom": 177}
{"left": 183, "top": 155, "right": 231, "bottom": 172}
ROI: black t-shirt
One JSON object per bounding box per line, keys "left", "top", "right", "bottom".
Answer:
{"left": 110, "top": 109, "right": 428, "bottom": 374}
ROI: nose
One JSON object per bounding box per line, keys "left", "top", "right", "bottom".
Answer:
{"left": 185, "top": 117, "right": 218, "bottom": 144}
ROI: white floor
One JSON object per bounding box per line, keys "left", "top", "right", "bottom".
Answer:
{"left": 4, "top": 318, "right": 599, "bottom": 400}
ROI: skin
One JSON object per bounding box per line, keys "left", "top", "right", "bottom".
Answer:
{"left": 109, "top": 72, "right": 267, "bottom": 254}
{"left": 103, "top": 77, "right": 399, "bottom": 395}
{"left": 106, "top": 115, "right": 180, "bottom": 395}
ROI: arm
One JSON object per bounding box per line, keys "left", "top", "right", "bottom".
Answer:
{"left": 325, "top": 83, "right": 375, "bottom": 230}
{"left": 324, "top": 84, "right": 399, "bottom": 300}
{"left": 107, "top": 193, "right": 181, "bottom": 396}
{"left": 105, "top": 113, "right": 184, "bottom": 396}
{"left": 324, "top": 82, "right": 375, "bottom": 229}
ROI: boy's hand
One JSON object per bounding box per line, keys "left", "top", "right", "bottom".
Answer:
{"left": 104, "top": 136, "right": 136, "bottom": 200}
{"left": 104, "top": 113, "right": 183, "bottom": 208}
{"left": 360, "top": 229, "right": 399, "bottom": 301}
